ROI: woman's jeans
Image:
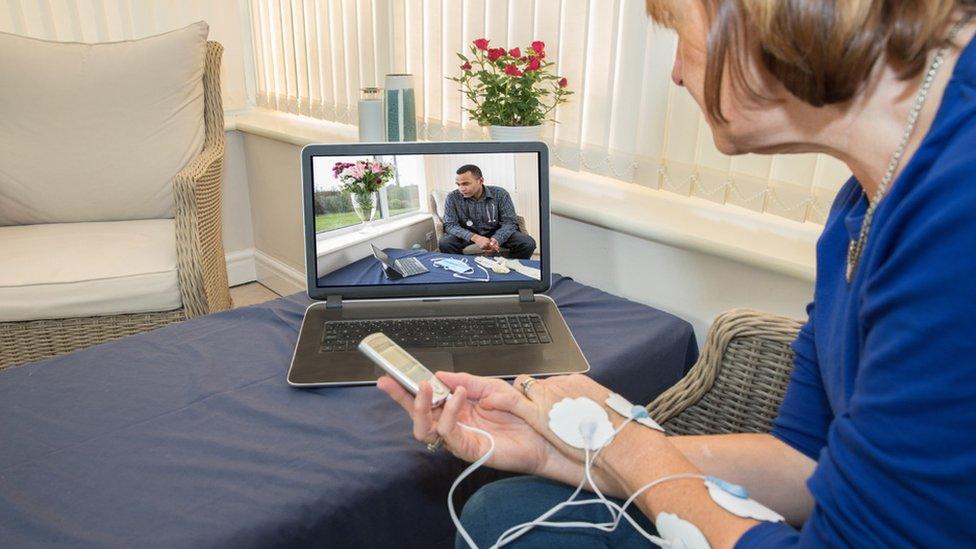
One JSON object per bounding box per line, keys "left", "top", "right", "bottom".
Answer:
{"left": 457, "top": 476, "right": 659, "bottom": 548}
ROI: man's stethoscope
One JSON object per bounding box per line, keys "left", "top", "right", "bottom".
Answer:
{"left": 465, "top": 201, "right": 497, "bottom": 227}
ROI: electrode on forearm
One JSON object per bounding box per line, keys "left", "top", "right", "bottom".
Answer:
{"left": 448, "top": 396, "right": 784, "bottom": 549}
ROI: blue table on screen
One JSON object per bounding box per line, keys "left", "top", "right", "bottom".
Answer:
{"left": 317, "top": 248, "right": 542, "bottom": 287}
{"left": 0, "top": 275, "right": 697, "bottom": 548}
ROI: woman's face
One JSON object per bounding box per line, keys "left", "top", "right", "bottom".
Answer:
{"left": 667, "top": 0, "right": 798, "bottom": 155}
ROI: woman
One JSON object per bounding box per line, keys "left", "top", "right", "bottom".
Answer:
{"left": 379, "top": 0, "right": 976, "bottom": 546}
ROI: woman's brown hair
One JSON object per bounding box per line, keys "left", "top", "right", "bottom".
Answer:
{"left": 650, "top": 0, "right": 976, "bottom": 122}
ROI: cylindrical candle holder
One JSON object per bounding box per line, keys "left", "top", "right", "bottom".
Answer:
{"left": 384, "top": 74, "right": 417, "bottom": 141}
{"left": 358, "top": 87, "right": 385, "bottom": 142}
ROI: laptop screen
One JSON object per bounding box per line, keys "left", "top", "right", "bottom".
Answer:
{"left": 308, "top": 148, "right": 544, "bottom": 292}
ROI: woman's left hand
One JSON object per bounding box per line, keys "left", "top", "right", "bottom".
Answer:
{"left": 480, "top": 373, "right": 623, "bottom": 464}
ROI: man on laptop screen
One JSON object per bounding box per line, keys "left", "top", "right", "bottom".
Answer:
{"left": 310, "top": 150, "right": 542, "bottom": 288}
{"left": 438, "top": 164, "right": 536, "bottom": 259}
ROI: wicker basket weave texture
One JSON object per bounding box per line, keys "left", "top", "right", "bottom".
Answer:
{"left": 0, "top": 41, "right": 230, "bottom": 370}
{"left": 647, "top": 309, "right": 803, "bottom": 436}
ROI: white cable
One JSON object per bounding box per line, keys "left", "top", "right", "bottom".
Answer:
{"left": 450, "top": 422, "right": 496, "bottom": 549}
{"left": 448, "top": 414, "right": 708, "bottom": 549}
{"left": 492, "top": 418, "right": 638, "bottom": 547}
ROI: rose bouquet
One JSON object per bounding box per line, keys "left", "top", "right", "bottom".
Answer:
{"left": 451, "top": 39, "right": 572, "bottom": 131}
{"left": 333, "top": 159, "right": 395, "bottom": 226}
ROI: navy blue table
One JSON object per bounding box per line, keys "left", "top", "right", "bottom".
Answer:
{"left": 0, "top": 275, "right": 696, "bottom": 548}
{"left": 317, "top": 248, "right": 542, "bottom": 286}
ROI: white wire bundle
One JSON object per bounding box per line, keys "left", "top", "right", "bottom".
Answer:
{"left": 449, "top": 416, "right": 709, "bottom": 549}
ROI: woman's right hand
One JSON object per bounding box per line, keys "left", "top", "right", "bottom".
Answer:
{"left": 377, "top": 371, "right": 607, "bottom": 487}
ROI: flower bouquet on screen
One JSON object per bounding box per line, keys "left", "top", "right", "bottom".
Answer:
{"left": 452, "top": 39, "right": 572, "bottom": 140}
{"left": 333, "top": 160, "right": 395, "bottom": 231}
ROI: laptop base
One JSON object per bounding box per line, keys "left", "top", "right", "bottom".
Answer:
{"left": 287, "top": 293, "right": 589, "bottom": 387}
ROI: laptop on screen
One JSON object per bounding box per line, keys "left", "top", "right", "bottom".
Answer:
{"left": 288, "top": 141, "right": 589, "bottom": 387}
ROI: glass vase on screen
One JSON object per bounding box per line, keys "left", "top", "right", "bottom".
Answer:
{"left": 333, "top": 159, "right": 394, "bottom": 233}
{"left": 351, "top": 191, "right": 378, "bottom": 230}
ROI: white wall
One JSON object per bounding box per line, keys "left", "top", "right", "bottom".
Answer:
{"left": 551, "top": 216, "right": 813, "bottom": 345}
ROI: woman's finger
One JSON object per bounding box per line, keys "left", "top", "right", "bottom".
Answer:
{"left": 513, "top": 374, "right": 548, "bottom": 402}
{"left": 436, "top": 385, "right": 467, "bottom": 448}
{"left": 376, "top": 375, "right": 415, "bottom": 414}
{"left": 412, "top": 381, "right": 436, "bottom": 442}
{"left": 436, "top": 371, "right": 512, "bottom": 400}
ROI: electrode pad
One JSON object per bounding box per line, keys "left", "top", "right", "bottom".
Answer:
{"left": 704, "top": 477, "right": 784, "bottom": 522}
{"left": 656, "top": 512, "right": 710, "bottom": 549}
{"left": 548, "top": 397, "right": 616, "bottom": 450}
{"left": 605, "top": 393, "right": 665, "bottom": 432}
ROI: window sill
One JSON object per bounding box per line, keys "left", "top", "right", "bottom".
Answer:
{"left": 225, "top": 107, "right": 819, "bottom": 282}
{"left": 314, "top": 212, "right": 431, "bottom": 257}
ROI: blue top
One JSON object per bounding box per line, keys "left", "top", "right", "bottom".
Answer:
{"left": 738, "top": 36, "right": 976, "bottom": 546}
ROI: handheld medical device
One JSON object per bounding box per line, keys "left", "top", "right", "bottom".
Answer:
{"left": 358, "top": 333, "right": 450, "bottom": 407}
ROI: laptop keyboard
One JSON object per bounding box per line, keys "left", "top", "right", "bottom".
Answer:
{"left": 395, "top": 257, "right": 428, "bottom": 276}
{"left": 320, "top": 314, "right": 552, "bottom": 352}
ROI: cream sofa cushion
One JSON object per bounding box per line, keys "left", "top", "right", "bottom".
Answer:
{"left": 0, "top": 22, "right": 208, "bottom": 225}
{"left": 0, "top": 220, "right": 182, "bottom": 322}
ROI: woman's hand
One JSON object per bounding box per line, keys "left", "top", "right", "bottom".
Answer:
{"left": 479, "top": 373, "right": 628, "bottom": 465}
{"left": 377, "top": 371, "right": 565, "bottom": 477}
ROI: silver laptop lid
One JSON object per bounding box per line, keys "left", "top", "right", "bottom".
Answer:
{"left": 301, "top": 141, "right": 550, "bottom": 300}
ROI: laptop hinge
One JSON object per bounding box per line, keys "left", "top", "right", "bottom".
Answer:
{"left": 518, "top": 288, "right": 535, "bottom": 303}
{"left": 326, "top": 295, "right": 342, "bottom": 309}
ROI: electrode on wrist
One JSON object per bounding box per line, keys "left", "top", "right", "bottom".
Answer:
{"left": 605, "top": 393, "right": 665, "bottom": 432}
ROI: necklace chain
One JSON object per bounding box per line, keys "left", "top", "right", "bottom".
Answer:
{"left": 845, "top": 17, "right": 970, "bottom": 282}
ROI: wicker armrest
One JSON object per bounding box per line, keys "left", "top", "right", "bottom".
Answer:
{"left": 647, "top": 308, "right": 803, "bottom": 436}
{"left": 173, "top": 41, "right": 231, "bottom": 318}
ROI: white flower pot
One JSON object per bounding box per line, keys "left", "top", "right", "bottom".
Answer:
{"left": 488, "top": 124, "right": 544, "bottom": 141}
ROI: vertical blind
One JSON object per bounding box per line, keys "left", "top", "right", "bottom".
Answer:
{"left": 248, "top": 0, "right": 852, "bottom": 224}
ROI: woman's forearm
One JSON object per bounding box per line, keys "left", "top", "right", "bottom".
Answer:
{"left": 669, "top": 433, "right": 816, "bottom": 526}
{"left": 597, "top": 423, "right": 758, "bottom": 549}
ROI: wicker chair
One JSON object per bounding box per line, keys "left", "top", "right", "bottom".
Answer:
{"left": 0, "top": 41, "right": 231, "bottom": 370}
{"left": 647, "top": 309, "right": 804, "bottom": 435}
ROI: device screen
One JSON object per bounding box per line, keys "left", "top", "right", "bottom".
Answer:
{"left": 376, "top": 339, "right": 433, "bottom": 384}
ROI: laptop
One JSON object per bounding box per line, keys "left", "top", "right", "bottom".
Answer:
{"left": 371, "top": 243, "right": 428, "bottom": 279}
{"left": 288, "top": 141, "right": 590, "bottom": 387}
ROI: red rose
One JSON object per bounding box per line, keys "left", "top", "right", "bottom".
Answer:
{"left": 558, "top": 77, "right": 568, "bottom": 88}
{"left": 527, "top": 57, "right": 541, "bottom": 71}
{"left": 504, "top": 63, "right": 523, "bottom": 77}
{"left": 509, "top": 47, "right": 521, "bottom": 58}
{"left": 531, "top": 41, "right": 545, "bottom": 54}
{"left": 460, "top": 61, "right": 472, "bottom": 71}
{"left": 487, "top": 47, "right": 506, "bottom": 62}
{"left": 473, "top": 38, "right": 490, "bottom": 50}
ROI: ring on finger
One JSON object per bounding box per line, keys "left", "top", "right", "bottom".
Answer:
{"left": 426, "top": 436, "right": 444, "bottom": 453}
{"left": 519, "top": 377, "right": 537, "bottom": 400}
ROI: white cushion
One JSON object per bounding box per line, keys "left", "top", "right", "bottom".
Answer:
{"left": 0, "top": 220, "right": 182, "bottom": 322}
{"left": 0, "top": 22, "right": 208, "bottom": 225}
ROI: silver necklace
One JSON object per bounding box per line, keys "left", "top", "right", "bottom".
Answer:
{"left": 845, "top": 17, "right": 970, "bottom": 282}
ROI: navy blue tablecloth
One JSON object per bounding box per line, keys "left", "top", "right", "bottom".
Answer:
{"left": 0, "top": 275, "right": 696, "bottom": 548}
{"left": 317, "top": 248, "right": 542, "bottom": 286}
